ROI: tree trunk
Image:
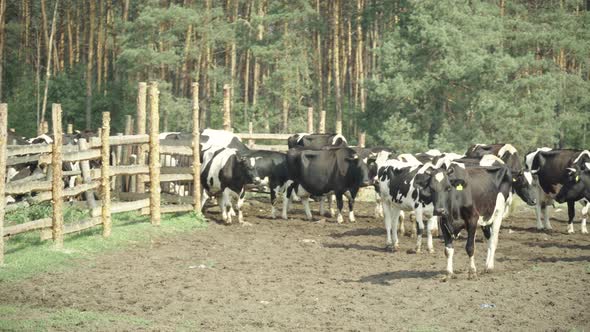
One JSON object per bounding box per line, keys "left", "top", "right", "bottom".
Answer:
{"left": 333, "top": 0, "right": 342, "bottom": 134}
{"left": 40, "top": 0, "right": 59, "bottom": 131}
{"left": 252, "top": 0, "right": 265, "bottom": 128}
{"left": 96, "top": 0, "right": 104, "bottom": 92}
{"left": 356, "top": 0, "right": 366, "bottom": 142}
{"left": 0, "top": 0, "right": 5, "bottom": 101}
{"left": 67, "top": 7, "right": 74, "bottom": 69}
{"left": 86, "top": 0, "right": 96, "bottom": 130}
{"left": 41, "top": 0, "right": 49, "bottom": 54}
{"left": 180, "top": 24, "right": 192, "bottom": 97}
{"left": 315, "top": 0, "right": 323, "bottom": 122}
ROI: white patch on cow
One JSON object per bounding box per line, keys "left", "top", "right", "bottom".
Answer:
{"left": 524, "top": 171, "right": 533, "bottom": 185}
{"left": 451, "top": 161, "right": 466, "bottom": 169}
{"left": 331, "top": 134, "right": 348, "bottom": 145}
{"left": 6, "top": 167, "right": 18, "bottom": 182}
{"left": 574, "top": 150, "right": 590, "bottom": 164}
{"left": 480, "top": 154, "right": 504, "bottom": 166}
{"left": 585, "top": 162, "right": 590, "bottom": 171}
{"left": 201, "top": 148, "right": 239, "bottom": 193}
{"left": 6, "top": 196, "right": 15, "bottom": 204}
{"left": 417, "top": 162, "right": 435, "bottom": 174}
{"left": 158, "top": 132, "right": 180, "bottom": 140}
{"left": 425, "top": 149, "right": 441, "bottom": 156}
{"left": 349, "top": 211, "right": 356, "bottom": 223}
{"left": 296, "top": 133, "right": 309, "bottom": 143}
{"left": 498, "top": 144, "right": 517, "bottom": 158}
{"left": 435, "top": 172, "right": 444, "bottom": 182}
{"left": 445, "top": 247, "right": 454, "bottom": 275}
{"left": 567, "top": 223, "right": 574, "bottom": 234}
{"left": 28, "top": 134, "right": 53, "bottom": 144}
{"left": 581, "top": 201, "right": 589, "bottom": 234}
{"left": 525, "top": 147, "right": 552, "bottom": 171}
{"left": 477, "top": 192, "right": 506, "bottom": 227}
{"left": 201, "top": 129, "right": 242, "bottom": 152}
{"left": 397, "top": 154, "right": 422, "bottom": 165}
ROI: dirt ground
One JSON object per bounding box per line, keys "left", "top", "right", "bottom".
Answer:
{"left": 1, "top": 196, "right": 590, "bottom": 331}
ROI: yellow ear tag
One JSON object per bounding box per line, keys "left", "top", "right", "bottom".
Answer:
{"left": 456, "top": 184, "right": 463, "bottom": 191}
{"left": 576, "top": 175, "right": 580, "bottom": 182}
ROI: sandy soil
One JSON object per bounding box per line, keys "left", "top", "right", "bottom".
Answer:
{"left": 1, "top": 197, "right": 589, "bottom": 331}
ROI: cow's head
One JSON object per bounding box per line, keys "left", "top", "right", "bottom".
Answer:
{"left": 511, "top": 170, "right": 537, "bottom": 206}
{"left": 413, "top": 167, "right": 454, "bottom": 217}
{"left": 237, "top": 155, "right": 261, "bottom": 185}
{"left": 347, "top": 153, "right": 372, "bottom": 187}
{"left": 556, "top": 163, "right": 590, "bottom": 203}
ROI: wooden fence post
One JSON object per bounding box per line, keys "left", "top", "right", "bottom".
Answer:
{"left": 123, "top": 115, "right": 133, "bottom": 192}
{"left": 101, "top": 112, "right": 112, "bottom": 237}
{"left": 319, "top": 110, "right": 326, "bottom": 134}
{"left": 149, "top": 82, "right": 161, "bottom": 225}
{"left": 0, "top": 104, "right": 8, "bottom": 264}
{"left": 192, "top": 82, "right": 201, "bottom": 213}
{"left": 307, "top": 107, "right": 314, "bottom": 133}
{"left": 66, "top": 123, "right": 73, "bottom": 135}
{"left": 78, "top": 138, "right": 97, "bottom": 209}
{"left": 223, "top": 84, "right": 231, "bottom": 131}
{"left": 248, "top": 122, "right": 254, "bottom": 148}
{"left": 137, "top": 82, "right": 147, "bottom": 193}
{"left": 51, "top": 104, "right": 64, "bottom": 248}
{"left": 359, "top": 132, "right": 366, "bottom": 148}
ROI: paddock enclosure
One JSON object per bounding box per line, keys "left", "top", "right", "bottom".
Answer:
{"left": 0, "top": 200, "right": 588, "bottom": 331}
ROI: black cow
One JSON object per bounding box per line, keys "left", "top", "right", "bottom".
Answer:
{"left": 200, "top": 146, "right": 259, "bottom": 224}
{"left": 287, "top": 133, "right": 348, "bottom": 149}
{"left": 555, "top": 164, "right": 590, "bottom": 235}
{"left": 242, "top": 150, "right": 291, "bottom": 219}
{"left": 286, "top": 146, "right": 370, "bottom": 223}
{"left": 526, "top": 148, "right": 590, "bottom": 233}
{"left": 436, "top": 163, "right": 537, "bottom": 278}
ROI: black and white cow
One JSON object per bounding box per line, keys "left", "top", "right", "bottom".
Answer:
{"left": 286, "top": 146, "right": 370, "bottom": 223}
{"left": 241, "top": 150, "right": 291, "bottom": 220}
{"left": 436, "top": 162, "right": 537, "bottom": 278}
{"left": 526, "top": 148, "right": 590, "bottom": 233}
{"left": 287, "top": 133, "right": 348, "bottom": 149}
{"left": 377, "top": 159, "right": 445, "bottom": 253}
{"left": 555, "top": 164, "right": 590, "bottom": 234}
{"left": 200, "top": 146, "right": 259, "bottom": 224}
{"left": 201, "top": 129, "right": 249, "bottom": 153}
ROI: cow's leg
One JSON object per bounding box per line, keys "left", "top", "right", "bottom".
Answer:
{"left": 566, "top": 200, "right": 576, "bottom": 233}
{"left": 270, "top": 184, "right": 278, "bottom": 219}
{"left": 581, "top": 200, "right": 589, "bottom": 234}
{"left": 485, "top": 216, "right": 503, "bottom": 272}
{"left": 219, "top": 194, "right": 230, "bottom": 223}
{"left": 441, "top": 218, "right": 455, "bottom": 277}
{"left": 399, "top": 211, "right": 406, "bottom": 235}
{"left": 335, "top": 193, "right": 344, "bottom": 224}
{"left": 282, "top": 185, "right": 292, "bottom": 220}
{"left": 375, "top": 192, "right": 384, "bottom": 218}
{"left": 200, "top": 190, "right": 210, "bottom": 211}
{"left": 542, "top": 201, "right": 552, "bottom": 230}
{"left": 535, "top": 194, "right": 544, "bottom": 229}
{"left": 390, "top": 207, "right": 401, "bottom": 251}
{"left": 415, "top": 209, "right": 425, "bottom": 253}
{"left": 301, "top": 193, "right": 313, "bottom": 221}
{"left": 382, "top": 200, "right": 394, "bottom": 249}
{"left": 466, "top": 219, "right": 478, "bottom": 279}
{"left": 237, "top": 189, "right": 246, "bottom": 224}
{"left": 319, "top": 197, "right": 326, "bottom": 217}
{"left": 430, "top": 215, "right": 439, "bottom": 238}
{"left": 344, "top": 190, "right": 356, "bottom": 222}
{"left": 329, "top": 194, "right": 336, "bottom": 217}
{"left": 426, "top": 216, "right": 437, "bottom": 253}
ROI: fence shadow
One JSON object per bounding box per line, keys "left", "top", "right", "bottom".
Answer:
{"left": 529, "top": 255, "right": 590, "bottom": 263}
{"left": 524, "top": 241, "right": 590, "bottom": 250}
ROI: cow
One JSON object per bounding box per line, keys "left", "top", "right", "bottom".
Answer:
{"left": 377, "top": 159, "right": 447, "bottom": 253}
{"left": 287, "top": 133, "right": 348, "bottom": 149}
{"left": 242, "top": 150, "right": 291, "bottom": 220}
{"left": 465, "top": 143, "right": 522, "bottom": 173}
{"left": 435, "top": 162, "right": 538, "bottom": 278}
{"left": 555, "top": 164, "right": 590, "bottom": 234}
{"left": 201, "top": 129, "right": 249, "bottom": 153}
{"left": 286, "top": 146, "right": 370, "bottom": 223}
{"left": 526, "top": 148, "right": 590, "bottom": 233}
{"left": 200, "top": 146, "right": 260, "bottom": 224}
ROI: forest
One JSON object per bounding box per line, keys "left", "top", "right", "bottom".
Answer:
{"left": 0, "top": 0, "right": 588, "bottom": 152}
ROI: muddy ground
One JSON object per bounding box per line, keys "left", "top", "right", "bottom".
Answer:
{"left": 1, "top": 197, "right": 590, "bottom": 331}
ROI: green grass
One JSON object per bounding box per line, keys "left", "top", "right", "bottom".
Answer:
{"left": 0, "top": 208, "right": 207, "bottom": 282}
{"left": 0, "top": 304, "right": 153, "bottom": 331}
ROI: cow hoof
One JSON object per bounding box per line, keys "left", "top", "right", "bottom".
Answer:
{"left": 240, "top": 222, "right": 253, "bottom": 227}
{"left": 468, "top": 271, "right": 478, "bottom": 280}
{"left": 316, "top": 218, "right": 326, "bottom": 223}
{"left": 415, "top": 248, "right": 422, "bottom": 254}
{"left": 441, "top": 273, "right": 456, "bottom": 282}
{"left": 484, "top": 267, "right": 494, "bottom": 273}
{"left": 582, "top": 228, "right": 588, "bottom": 234}
{"left": 428, "top": 248, "right": 435, "bottom": 254}
{"left": 385, "top": 244, "right": 398, "bottom": 252}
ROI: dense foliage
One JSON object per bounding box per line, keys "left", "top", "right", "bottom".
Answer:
{"left": 0, "top": 0, "right": 588, "bottom": 153}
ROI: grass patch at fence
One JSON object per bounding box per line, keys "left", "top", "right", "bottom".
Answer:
{"left": 0, "top": 209, "right": 207, "bottom": 282}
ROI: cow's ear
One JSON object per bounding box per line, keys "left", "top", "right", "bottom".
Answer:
{"left": 346, "top": 154, "right": 360, "bottom": 162}
{"left": 450, "top": 179, "right": 466, "bottom": 191}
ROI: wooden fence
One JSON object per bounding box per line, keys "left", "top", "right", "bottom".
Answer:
{"left": 0, "top": 82, "right": 203, "bottom": 264}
